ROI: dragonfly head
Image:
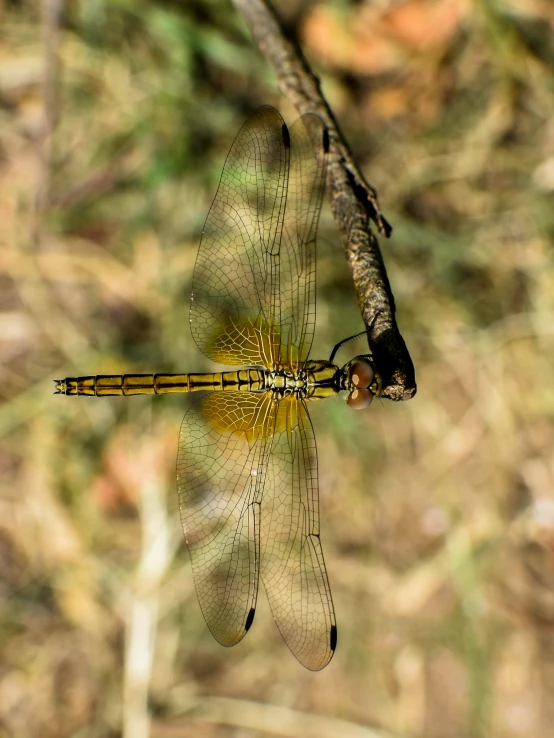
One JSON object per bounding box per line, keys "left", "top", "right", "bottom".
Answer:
{"left": 339, "top": 356, "right": 382, "bottom": 410}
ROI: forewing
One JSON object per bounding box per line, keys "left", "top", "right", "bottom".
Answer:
{"left": 261, "top": 398, "right": 337, "bottom": 670}
{"left": 177, "top": 391, "right": 276, "bottom": 646}
{"left": 278, "top": 113, "right": 328, "bottom": 371}
{"left": 190, "top": 106, "right": 289, "bottom": 367}
{"left": 190, "top": 107, "right": 328, "bottom": 369}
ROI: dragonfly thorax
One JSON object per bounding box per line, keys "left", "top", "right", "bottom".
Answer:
{"left": 265, "top": 367, "right": 309, "bottom": 398}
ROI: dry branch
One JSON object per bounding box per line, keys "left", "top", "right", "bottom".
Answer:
{"left": 232, "top": 0, "right": 416, "bottom": 401}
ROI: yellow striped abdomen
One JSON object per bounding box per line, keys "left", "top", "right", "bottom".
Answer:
{"left": 54, "top": 370, "right": 266, "bottom": 396}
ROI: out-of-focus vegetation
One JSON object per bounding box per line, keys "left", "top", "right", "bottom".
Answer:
{"left": 1, "top": 0, "right": 554, "bottom": 736}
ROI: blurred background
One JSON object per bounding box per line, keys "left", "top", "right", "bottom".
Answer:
{"left": 1, "top": 0, "right": 554, "bottom": 736}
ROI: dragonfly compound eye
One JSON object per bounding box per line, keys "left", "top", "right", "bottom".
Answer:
{"left": 348, "top": 360, "right": 375, "bottom": 389}
{"left": 347, "top": 388, "right": 373, "bottom": 409}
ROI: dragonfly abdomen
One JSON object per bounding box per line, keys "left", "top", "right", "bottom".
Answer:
{"left": 54, "top": 370, "right": 266, "bottom": 396}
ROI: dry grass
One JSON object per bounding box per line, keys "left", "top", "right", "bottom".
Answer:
{"left": 1, "top": 1, "right": 554, "bottom": 736}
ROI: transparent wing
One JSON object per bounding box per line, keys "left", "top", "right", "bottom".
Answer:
{"left": 190, "top": 106, "right": 327, "bottom": 369}
{"left": 177, "top": 391, "right": 335, "bottom": 669}
{"left": 261, "top": 397, "right": 337, "bottom": 671}
{"left": 278, "top": 113, "right": 327, "bottom": 371}
{"left": 176, "top": 391, "right": 276, "bottom": 646}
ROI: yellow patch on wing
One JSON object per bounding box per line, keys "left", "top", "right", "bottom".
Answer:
{"left": 202, "top": 391, "right": 302, "bottom": 444}
{"left": 206, "top": 315, "right": 280, "bottom": 368}
{"left": 202, "top": 392, "right": 275, "bottom": 444}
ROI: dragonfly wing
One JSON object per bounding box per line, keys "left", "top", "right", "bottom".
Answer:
{"left": 191, "top": 106, "right": 289, "bottom": 367}
{"left": 177, "top": 391, "right": 276, "bottom": 646}
{"left": 261, "top": 398, "right": 337, "bottom": 670}
{"left": 191, "top": 107, "right": 328, "bottom": 368}
{"left": 278, "top": 113, "right": 328, "bottom": 370}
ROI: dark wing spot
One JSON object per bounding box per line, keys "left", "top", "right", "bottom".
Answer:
{"left": 281, "top": 123, "right": 290, "bottom": 149}
{"left": 245, "top": 607, "right": 256, "bottom": 632}
{"left": 330, "top": 624, "right": 337, "bottom": 651}
{"left": 322, "top": 128, "right": 330, "bottom": 153}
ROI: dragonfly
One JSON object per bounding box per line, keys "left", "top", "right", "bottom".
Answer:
{"left": 55, "top": 106, "right": 382, "bottom": 671}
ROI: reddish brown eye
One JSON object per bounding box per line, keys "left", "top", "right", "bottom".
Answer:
{"left": 349, "top": 360, "right": 375, "bottom": 389}
{"left": 347, "top": 388, "right": 373, "bottom": 409}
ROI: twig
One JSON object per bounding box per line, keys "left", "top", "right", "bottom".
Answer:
{"left": 231, "top": 0, "right": 416, "bottom": 400}
{"left": 123, "top": 407, "right": 172, "bottom": 738}
{"left": 157, "top": 696, "right": 404, "bottom": 738}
